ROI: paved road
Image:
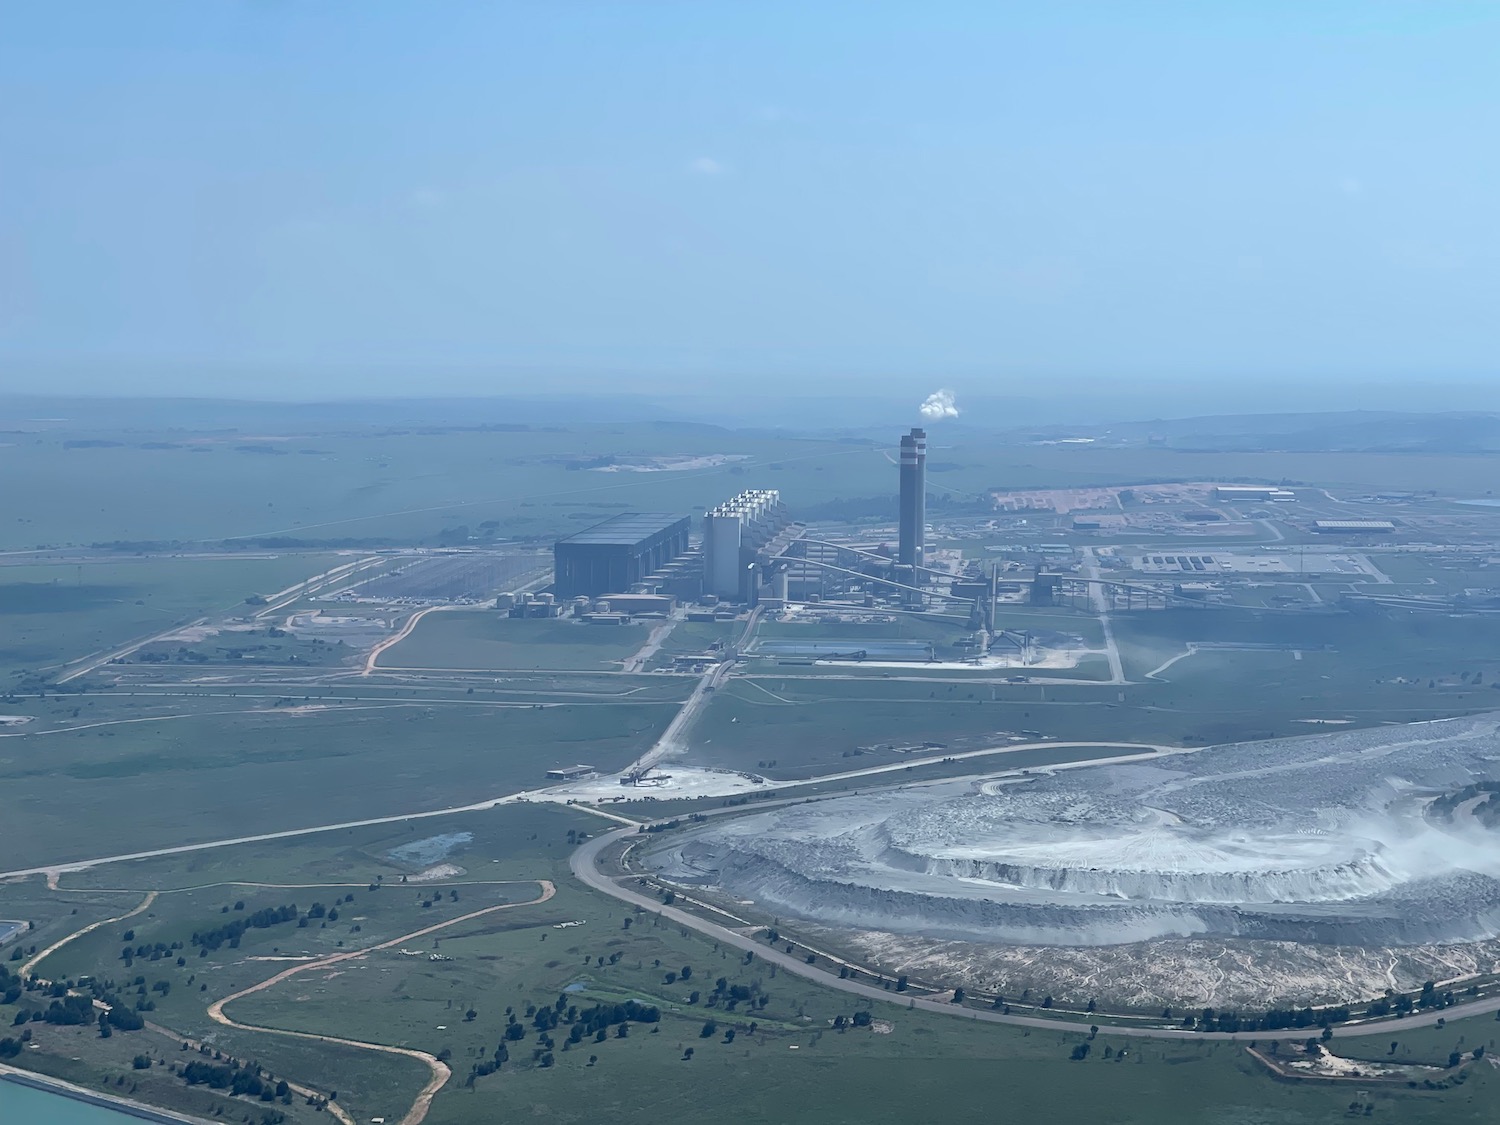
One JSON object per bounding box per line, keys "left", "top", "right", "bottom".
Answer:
{"left": 622, "top": 607, "right": 760, "bottom": 776}
{"left": 1082, "top": 546, "right": 1125, "bottom": 685}
{"left": 0, "top": 735, "right": 1151, "bottom": 883}
{"left": 570, "top": 825, "right": 1500, "bottom": 1042}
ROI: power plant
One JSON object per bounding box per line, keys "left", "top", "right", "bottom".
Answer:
{"left": 547, "top": 428, "right": 940, "bottom": 609}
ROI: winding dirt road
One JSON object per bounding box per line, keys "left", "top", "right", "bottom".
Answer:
{"left": 206, "top": 880, "right": 554, "bottom": 1125}
{"left": 21, "top": 891, "right": 158, "bottom": 978}
{"left": 363, "top": 605, "right": 453, "bottom": 675}
{"left": 572, "top": 827, "right": 1500, "bottom": 1042}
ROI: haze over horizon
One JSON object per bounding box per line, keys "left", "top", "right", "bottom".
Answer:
{"left": 3, "top": 3, "right": 1498, "bottom": 403}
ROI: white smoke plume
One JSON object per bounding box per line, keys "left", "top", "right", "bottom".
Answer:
{"left": 919, "top": 388, "right": 959, "bottom": 421}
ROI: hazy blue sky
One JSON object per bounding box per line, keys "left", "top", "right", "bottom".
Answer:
{"left": 2, "top": 3, "right": 1497, "bottom": 400}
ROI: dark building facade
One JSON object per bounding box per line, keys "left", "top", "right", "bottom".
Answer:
{"left": 553, "top": 513, "right": 692, "bottom": 598}
{"left": 898, "top": 427, "right": 927, "bottom": 570}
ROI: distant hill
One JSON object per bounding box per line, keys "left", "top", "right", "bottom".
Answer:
{"left": 1020, "top": 411, "right": 1500, "bottom": 453}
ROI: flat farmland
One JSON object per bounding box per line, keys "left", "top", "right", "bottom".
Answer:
{"left": 683, "top": 683, "right": 1142, "bottom": 778}
{"left": 1113, "top": 608, "right": 1500, "bottom": 685}
{"left": 0, "top": 553, "right": 341, "bottom": 677}
{"left": 377, "top": 611, "right": 653, "bottom": 672}
{"left": 0, "top": 702, "right": 676, "bottom": 869}
{"left": 686, "top": 652, "right": 1497, "bottom": 779}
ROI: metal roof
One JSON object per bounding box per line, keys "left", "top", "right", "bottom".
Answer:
{"left": 557, "top": 512, "right": 687, "bottom": 546}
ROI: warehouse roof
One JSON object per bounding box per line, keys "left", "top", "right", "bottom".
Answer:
{"left": 557, "top": 512, "right": 687, "bottom": 546}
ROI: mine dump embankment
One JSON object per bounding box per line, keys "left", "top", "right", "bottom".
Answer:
{"left": 647, "top": 715, "right": 1500, "bottom": 957}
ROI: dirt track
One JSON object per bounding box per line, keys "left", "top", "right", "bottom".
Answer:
{"left": 21, "top": 891, "right": 157, "bottom": 978}
{"left": 362, "top": 604, "right": 454, "bottom": 675}
{"left": 206, "top": 879, "right": 555, "bottom": 1125}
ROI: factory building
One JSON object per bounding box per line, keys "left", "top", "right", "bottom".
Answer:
{"left": 553, "top": 513, "right": 692, "bottom": 598}
{"left": 1214, "top": 485, "right": 1296, "bottom": 502}
{"left": 703, "top": 489, "right": 792, "bottom": 602}
{"left": 898, "top": 428, "right": 927, "bottom": 571}
{"left": 1313, "top": 520, "right": 1395, "bottom": 534}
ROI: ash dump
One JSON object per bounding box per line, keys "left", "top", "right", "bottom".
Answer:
{"left": 646, "top": 717, "right": 1500, "bottom": 948}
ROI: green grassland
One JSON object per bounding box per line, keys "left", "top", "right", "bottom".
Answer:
{"left": 0, "top": 702, "right": 675, "bottom": 869}
{"left": 1334, "top": 1018, "right": 1500, "bottom": 1070}
{"left": 0, "top": 884, "right": 147, "bottom": 969}
{"left": 7, "top": 415, "right": 1500, "bottom": 554}
{"left": 643, "top": 619, "right": 739, "bottom": 670}
{"left": 0, "top": 553, "right": 340, "bottom": 679}
{"left": 680, "top": 612, "right": 1500, "bottom": 778}
{"left": 378, "top": 611, "right": 654, "bottom": 671}
{"left": 5, "top": 803, "right": 1497, "bottom": 1125}
{"left": 1114, "top": 608, "right": 1500, "bottom": 686}
{"left": 683, "top": 683, "right": 1141, "bottom": 778}
{"left": 129, "top": 624, "right": 349, "bottom": 670}
{"left": 0, "top": 1021, "right": 332, "bottom": 1124}
{"left": 0, "top": 424, "right": 891, "bottom": 550}
{"left": 0, "top": 804, "right": 600, "bottom": 1124}
{"left": 41, "top": 672, "right": 695, "bottom": 711}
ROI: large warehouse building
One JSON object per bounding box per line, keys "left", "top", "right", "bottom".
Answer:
{"left": 1214, "top": 485, "right": 1296, "bottom": 502}
{"left": 1313, "top": 520, "right": 1395, "bottom": 535}
{"left": 703, "top": 489, "right": 791, "bottom": 601}
{"left": 553, "top": 513, "right": 692, "bottom": 598}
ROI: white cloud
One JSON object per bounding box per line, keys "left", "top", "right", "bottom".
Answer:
{"left": 919, "top": 389, "right": 959, "bottom": 421}
{"left": 688, "top": 157, "right": 725, "bottom": 176}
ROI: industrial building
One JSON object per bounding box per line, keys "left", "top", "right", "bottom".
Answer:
{"left": 1313, "top": 520, "right": 1395, "bottom": 534}
{"left": 1214, "top": 485, "right": 1296, "bottom": 502}
{"left": 703, "top": 489, "right": 791, "bottom": 601}
{"left": 596, "top": 592, "right": 675, "bottom": 615}
{"left": 553, "top": 513, "right": 692, "bottom": 598}
{"left": 898, "top": 428, "right": 927, "bottom": 573}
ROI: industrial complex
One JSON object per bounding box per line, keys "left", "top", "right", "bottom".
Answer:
{"left": 530, "top": 425, "right": 1487, "bottom": 637}
{"left": 545, "top": 427, "right": 942, "bottom": 613}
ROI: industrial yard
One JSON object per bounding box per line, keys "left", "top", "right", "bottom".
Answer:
{"left": 6, "top": 410, "right": 1500, "bottom": 1125}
